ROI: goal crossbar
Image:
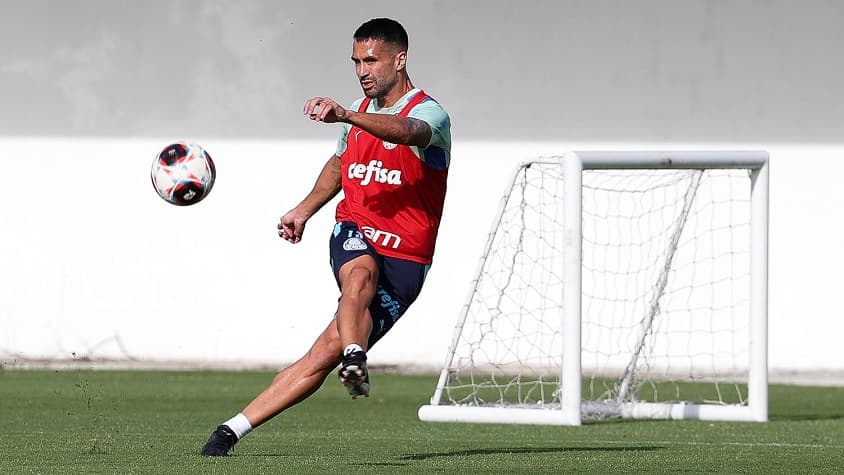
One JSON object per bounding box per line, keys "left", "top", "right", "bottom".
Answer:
{"left": 573, "top": 150, "right": 768, "bottom": 169}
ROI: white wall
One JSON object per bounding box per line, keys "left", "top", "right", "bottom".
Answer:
{"left": 1, "top": 139, "right": 842, "bottom": 375}
{"left": 1, "top": 1, "right": 843, "bottom": 373}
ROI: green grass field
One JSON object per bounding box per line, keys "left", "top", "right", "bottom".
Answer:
{"left": 1, "top": 370, "right": 842, "bottom": 474}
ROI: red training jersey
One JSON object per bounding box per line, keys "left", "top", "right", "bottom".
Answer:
{"left": 335, "top": 91, "right": 448, "bottom": 264}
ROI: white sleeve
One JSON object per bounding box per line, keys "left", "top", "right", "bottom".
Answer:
{"left": 408, "top": 100, "right": 451, "bottom": 150}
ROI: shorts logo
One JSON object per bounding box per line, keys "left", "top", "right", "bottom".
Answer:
{"left": 377, "top": 287, "right": 401, "bottom": 321}
{"left": 342, "top": 237, "right": 368, "bottom": 251}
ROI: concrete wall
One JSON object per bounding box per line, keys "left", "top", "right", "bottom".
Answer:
{"left": 1, "top": 1, "right": 842, "bottom": 374}
{"left": 3, "top": 0, "right": 843, "bottom": 142}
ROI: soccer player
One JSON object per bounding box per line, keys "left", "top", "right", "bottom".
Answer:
{"left": 201, "top": 17, "right": 451, "bottom": 456}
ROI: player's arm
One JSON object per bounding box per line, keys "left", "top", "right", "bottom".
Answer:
{"left": 278, "top": 154, "right": 341, "bottom": 243}
{"left": 343, "top": 112, "right": 431, "bottom": 148}
{"left": 304, "top": 97, "right": 432, "bottom": 148}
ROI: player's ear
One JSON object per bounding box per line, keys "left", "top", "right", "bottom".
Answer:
{"left": 395, "top": 50, "right": 407, "bottom": 72}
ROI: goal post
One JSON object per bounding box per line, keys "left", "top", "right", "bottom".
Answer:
{"left": 419, "top": 150, "right": 768, "bottom": 426}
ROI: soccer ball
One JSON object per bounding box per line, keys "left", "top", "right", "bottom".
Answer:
{"left": 151, "top": 142, "right": 216, "bottom": 206}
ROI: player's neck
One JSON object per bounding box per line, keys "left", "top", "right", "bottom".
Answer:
{"left": 377, "top": 76, "right": 415, "bottom": 109}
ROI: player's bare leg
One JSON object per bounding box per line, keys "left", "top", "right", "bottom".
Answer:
{"left": 241, "top": 319, "right": 346, "bottom": 424}
{"left": 201, "top": 320, "right": 343, "bottom": 456}
{"left": 335, "top": 255, "right": 378, "bottom": 398}
{"left": 336, "top": 255, "right": 378, "bottom": 350}
{"left": 202, "top": 256, "right": 379, "bottom": 455}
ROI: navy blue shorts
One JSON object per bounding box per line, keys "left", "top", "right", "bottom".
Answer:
{"left": 329, "top": 221, "right": 430, "bottom": 348}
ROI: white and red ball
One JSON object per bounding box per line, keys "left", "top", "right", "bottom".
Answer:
{"left": 151, "top": 142, "right": 216, "bottom": 206}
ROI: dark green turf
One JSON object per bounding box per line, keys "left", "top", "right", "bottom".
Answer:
{"left": 0, "top": 370, "right": 841, "bottom": 474}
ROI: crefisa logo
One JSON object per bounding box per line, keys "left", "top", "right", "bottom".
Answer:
{"left": 347, "top": 160, "right": 402, "bottom": 186}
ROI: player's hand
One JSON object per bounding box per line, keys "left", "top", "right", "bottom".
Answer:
{"left": 304, "top": 97, "right": 348, "bottom": 123}
{"left": 278, "top": 209, "right": 308, "bottom": 244}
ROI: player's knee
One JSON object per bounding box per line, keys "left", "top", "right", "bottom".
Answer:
{"left": 307, "top": 346, "right": 342, "bottom": 372}
{"left": 342, "top": 265, "right": 377, "bottom": 296}
{"left": 304, "top": 333, "right": 343, "bottom": 370}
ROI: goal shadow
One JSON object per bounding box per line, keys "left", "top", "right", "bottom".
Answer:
{"left": 398, "top": 445, "right": 664, "bottom": 461}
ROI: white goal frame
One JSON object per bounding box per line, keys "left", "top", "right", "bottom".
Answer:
{"left": 419, "top": 150, "right": 769, "bottom": 426}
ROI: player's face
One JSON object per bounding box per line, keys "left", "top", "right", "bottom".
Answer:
{"left": 351, "top": 39, "right": 405, "bottom": 100}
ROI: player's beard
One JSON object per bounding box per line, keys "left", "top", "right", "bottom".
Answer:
{"left": 362, "top": 76, "right": 396, "bottom": 101}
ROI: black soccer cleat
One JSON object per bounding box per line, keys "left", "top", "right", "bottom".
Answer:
{"left": 201, "top": 424, "right": 238, "bottom": 456}
{"left": 338, "top": 350, "right": 370, "bottom": 399}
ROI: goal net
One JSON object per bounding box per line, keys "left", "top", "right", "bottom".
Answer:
{"left": 419, "top": 151, "right": 768, "bottom": 425}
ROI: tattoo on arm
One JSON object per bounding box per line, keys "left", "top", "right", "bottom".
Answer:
{"left": 406, "top": 117, "right": 433, "bottom": 148}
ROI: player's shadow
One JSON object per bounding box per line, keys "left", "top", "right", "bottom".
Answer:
{"left": 398, "top": 445, "right": 664, "bottom": 461}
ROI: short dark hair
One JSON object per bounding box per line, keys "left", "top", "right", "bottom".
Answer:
{"left": 354, "top": 18, "right": 408, "bottom": 51}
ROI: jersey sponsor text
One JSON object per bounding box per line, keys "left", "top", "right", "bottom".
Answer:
{"left": 347, "top": 160, "right": 402, "bottom": 186}
{"left": 362, "top": 225, "right": 402, "bottom": 249}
